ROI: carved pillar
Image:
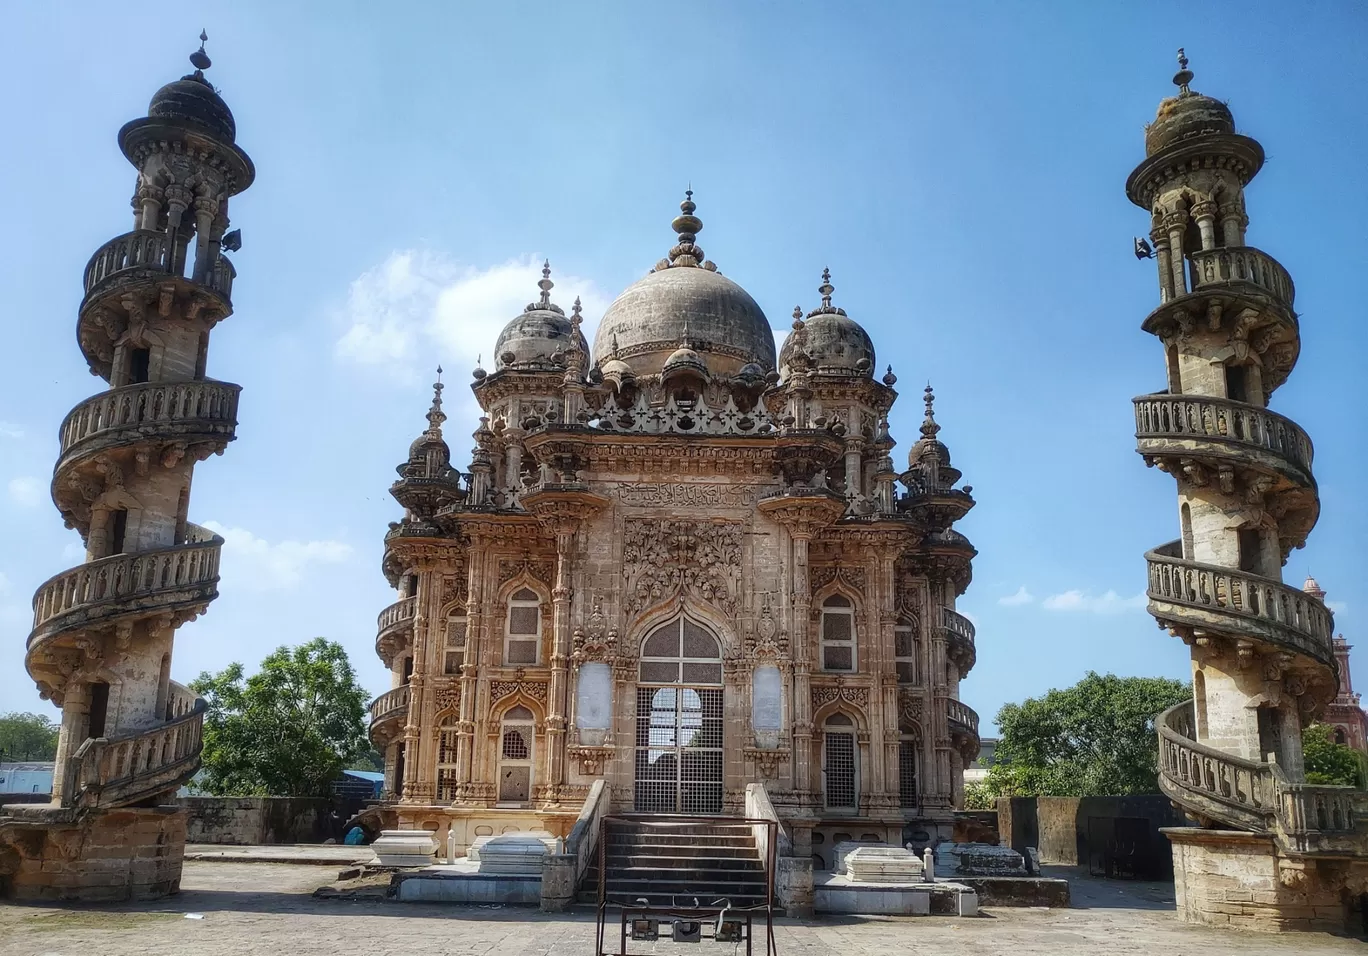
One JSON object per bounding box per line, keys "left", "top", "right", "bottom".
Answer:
{"left": 403, "top": 566, "right": 437, "bottom": 803}
{"left": 877, "top": 550, "right": 900, "bottom": 810}
{"left": 929, "top": 577, "right": 953, "bottom": 809}
{"left": 1219, "top": 200, "right": 1247, "bottom": 247}
{"left": 1191, "top": 200, "right": 1218, "bottom": 251}
{"left": 546, "top": 524, "right": 575, "bottom": 794}
{"left": 1164, "top": 210, "right": 1189, "bottom": 298}
{"left": 843, "top": 439, "right": 863, "bottom": 498}
{"left": 50, "top": 680, "right": 91, "bottom": 805}
{"left": 791, "top": 530, "right": 814, "bottom": 802}
{"left": 455, "top": 536, "right": 486, "bottom": 792}
{"left": 1151, "top": 225, "right": 1173, "bottom": 302}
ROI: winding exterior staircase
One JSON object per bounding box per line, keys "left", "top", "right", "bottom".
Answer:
{"left": 1126, "top": 59, "right": 1367, "bottom": 863}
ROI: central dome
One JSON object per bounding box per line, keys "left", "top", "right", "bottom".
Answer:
{"left": 593, "top": 267, "right": 775, "bottom": 373}
{"left": 592, "top": 193, "right": 776, "bottom": 376}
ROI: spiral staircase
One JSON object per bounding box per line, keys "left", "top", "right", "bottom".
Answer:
{"left": 1128, "top": 56, "right": 1368, "bottom": 867}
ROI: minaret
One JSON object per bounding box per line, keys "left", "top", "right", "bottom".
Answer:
{"left": 1130, "top": 52, "right": 1334, "bottom": 822}
{"left": 25, "top": 34, "right": 254, "bottom": 811}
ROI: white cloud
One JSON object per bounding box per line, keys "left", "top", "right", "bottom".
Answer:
{"left": 998, "top": 586, "right": 1034, "bottom": 607}
{"left": 7, "top": 476, "right": 43, "bottom": 508}
{"left": 1042, "top": 589, "right": 1147, "bottom": 614}
{"left": 0, "top": 422, "right": 23, "bottom": 439}
{"left": 202, "top": 521, "right": 353, "bottom": 591}
{"left": 335, "top": 252, "right": 609, "bottom": 387}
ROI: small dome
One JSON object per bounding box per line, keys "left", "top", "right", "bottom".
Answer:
{"left": 493, "top": 264, "right": 586, "bottom": 370}
{"left": 778, "top": 271, "right": 874, "bottom": 378}
{"left": 1303, "top": 575, "right": 1327, "bottom": 599}
{"left": 148, "top": 72, "right": 237, "bottom": 143}
{"left": 662, "top": 346, "right": 709, "bottom": 378}
{"left": 601, "top": 358, "right": 634, "bottom": 380}
{"left": 909, "top": 437, "right": 951, "bottom": 469}
{"left": 1144, "top": 52, "right": 1234, "bottom": 156}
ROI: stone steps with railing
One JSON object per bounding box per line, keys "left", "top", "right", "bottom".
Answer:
{"left": 28, "top": 524, "right": 223, "bottom": 651}
{"left": 66, "top": 693, "right": 207, "bottom": 809}
{"left": 1158, "top": 701, "right": 1368, "bottom": 856}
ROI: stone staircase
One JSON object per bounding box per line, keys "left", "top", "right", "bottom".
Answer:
{"left": 580, "top": 818, "right": 769, "bottom": 908}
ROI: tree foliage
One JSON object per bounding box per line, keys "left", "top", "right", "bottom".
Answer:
{"left": 0, "top": 712, "right": 61, "bottom": 761}
{"left": 985, "top": 672, "right": 1191, "bottom": 798}
{"left": 191, "top": 638, "right": 370, "bottom": 797}
{"left": 1302, "top": 723, "right": 1368, "bottom": 789}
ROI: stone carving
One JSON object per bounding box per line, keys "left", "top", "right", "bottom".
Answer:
{"left": 618, "top": 482, "right": 777, "bottom": 508}
{"left": 434, "top": 686, "right": 461, "bottom": 715}
{"left": 572, "top": 621, "right": 618, "bottom": 667}
{"left": 811, "top": 565, "right": 867, "bottom": 596}
{"left": 568, "top": 746, "right": 614, "bottom": 776}
{"left": 622, "top": 518, "right": 742, "bottom": 616}
{"left": 497, "top": 554, "right": 554, "bottom": 588}
{"left": 812, "top": 683, "right": 870, "bottom": 709}
{"left": 743, "top": 747, "right": 790, "bottom": 780}
{"left": 441, "top": 571, "right": 468, "bottom": 608}
{"left": 898, "top": 688, "right": 924, "bottom": 727}
{"left": 490, "top": 680, "right": 548, "bottom": 705}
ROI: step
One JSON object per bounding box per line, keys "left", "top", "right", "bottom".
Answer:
{"left": 607, "top": 823, "right": 758, "bottom": 836}
{"left": 606, "top": 835, "right": 757, "bottom": 849}
{"left": 604, "top": 878, "right": 768, "bottom": 895}
{"left": 598, "top": 856, "right": 764, "bottom": 871}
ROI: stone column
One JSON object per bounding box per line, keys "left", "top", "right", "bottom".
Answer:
{"left": 455, "top": 536, "right": 487, "bottom": 791}
{"left": 49, "top": 681, "right": 91, "bottom": 805}
{"left": 790, "top": 530, "right": 814, "bottom": 802}
{"left": 1164, "top": 210, "right": 1189, "bottom": 297}
{"left": 1151, "top": 226, "right": 1173, "bottom": 302}
{"left": 546, "top": 524, "right": 575, "bottom": 794}
{"left": 1192, "top": 200, "right": 1218, "bottom": 251}
{"left": 402, "top": 566, "right": 436, "bottom": 803}
{"left": 1219, "top": 200, "right": 1247, "bottom": 247}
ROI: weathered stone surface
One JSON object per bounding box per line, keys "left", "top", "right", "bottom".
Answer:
{"left": 371, "top": 830, "right": 438, "bottom": 868}
{"left": 845, "top": 846, "right": 924, "bottom": 883}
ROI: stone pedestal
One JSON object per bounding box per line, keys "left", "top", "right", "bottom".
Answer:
{"left": 831, "top": 840, "right": 884, "bottom": 873}
{"left": 1165, "top": 827, "right": 1368, "bottom": 934}
{"left": 0, "top": 804, "right": 187, "bottom": 902}
{"left": 540, "top": 852, "right": 576, "bottom": 912}
{"left": 371, "top": 829, "right": 438, "bottom": 867}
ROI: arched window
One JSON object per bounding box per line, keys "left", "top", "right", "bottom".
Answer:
{"left": 820, "top": 595, "right": 856, "bottom": 672}
{"left": 498, "top": 705, "right": 535, "bottom": 804}
{"left": 898, "top": 723, "right": 919, "bottom": 810}
{"left": 1335, "top": 727, "right": 1348, "bottom": 746}
{"left": 505, "top": 588, "right": 541, "bottom": 665}
{"left": 894, "top": 620, "right": 917, "bottom": 684}
{"left": 436, "top": 715, "right": 459, "bottom": 802}
{"left": 823, "top": 713, "right": 858, "bottom": 811}
{"left": 444, "top": 609, "right": 468, "bottom": 676}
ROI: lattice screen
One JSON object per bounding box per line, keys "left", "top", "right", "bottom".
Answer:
{"left": 498, "top": 723, "right": 533, "bottom": 802}
{"left": 898, "top": 739, "right": 918, "bottom": 809}
{"left": 824, "top": 731, "right": 857, "bottom": 808}
{"left": 436, "top": 727, "right": 459, "bottom": 801}
{"left": 821, "top": 605, "right": 855, "bottom": 672}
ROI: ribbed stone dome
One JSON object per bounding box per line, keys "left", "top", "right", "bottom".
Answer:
{"left": 780, "top": 312, "right": 875, "bottom": 376}
{"left": 592, "top": 266, "right": 776, "bottom": 373}
{"left": 494, "top": 309, "right": 586, "bottom": 370}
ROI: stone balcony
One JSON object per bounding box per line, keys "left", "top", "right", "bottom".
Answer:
{"left": 369, "top": 684, "right": 411, "bottom": 747}
{"left": 83, "top": 229, "right": 235, "bottom": 306}
{"left": 56, "top": 379, "right": 241, "bottom": 478}
{"left": 375, "top": 595, "right": 417, "bottom": 667}
{"left": 1145, "top": 541, "right": 1335, "bottom": 671}
{"left": 940, "top": 606, "right": 976, "bottom": 674}
{"left": 944, "top": 696, "right": 980, "bottom": 762}
{"left": 1187, "top": 245, "right": 1295, "bottom": 311}
{"left": 28, "top": 524, "right": 223, "bottom": 653}
{"left": 1133, "top": 393, "right": 1314, "bottom": 490}
{"left": 66, "top": 696, "right": 206, "bottom": 809}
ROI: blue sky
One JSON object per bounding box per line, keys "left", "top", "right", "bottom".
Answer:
{"left": 2, "top": 3, "right": 1365, "bottom": 731}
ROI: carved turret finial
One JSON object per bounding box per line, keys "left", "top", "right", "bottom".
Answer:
{"left": 1173, "top": 47, "right": 1194, "bottom": 96}
{"left": 426, "top": 367, "right": 446, "bottom": 433}
{"left": 571, "top": 296, "right": 583, "bottom": 328}
{"left": 920, "top": 383, "right": 940, "bottom": 440}
{"left": 190, "top": 30, "right": 212, "bottom": 73}
{"left": 538, "top": 260, "right": 553, "bottom": 308}
{"left": 668, "top": 188, "right": 707, "bottom": 268}
{"left": 883, "top": 365, "right": 898, "bottom": 387}
{"left": 806, "top": 268, "right": 848, "bottom": 318}
{"left": 792, "top": 305, "right": 804, "bottom": 331}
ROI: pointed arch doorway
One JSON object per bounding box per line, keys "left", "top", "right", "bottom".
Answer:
{"left": 634, "top": 616, "right": 724, "bottom": 814}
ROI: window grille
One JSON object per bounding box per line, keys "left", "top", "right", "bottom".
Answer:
{"left": 820, "top": 595, "right": 856, "bottom": 672}
{"left": 444, "top": 613, "right": 467, "bottom": 674}
{"left": 898, "top": 738, "right": 918, "bottom": 809}
{"left": 498, "top": 706, "right": 534, "bottom": 803}
{"left": 633, "top": 617, "right": 724, "bottom": 814}
{"left": 894, "top": 624, "right": 917, "bottom": 683}
{"left": 436, "top": 725, "right": 459, "bottom": 802}
{"left": 505, "top": 588, "right": 540, "bottom": 665}
{"left": 824, "top": 728, "right": 857, "bottom": 809}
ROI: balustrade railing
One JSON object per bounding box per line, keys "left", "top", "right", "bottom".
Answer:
{"left": 58, "top": 380, "right": 241, "bottom": 463}
{"left": 1187, "top": 246, "right": 1295, "bottom": 308}
{"left": 1145, "top": 541, "right": 1334, "bottom": 667}
{"left": 589, "top": 392, "right": 776, "bottom": 437}
{"left": 940, "top": 606, "right": 976, "bottom": 649}
{"left": 1134, "top": 393, "right": 1313, "bottom": 478}
{"left": 83, "top": 229, "right": 235, "bottom": 301}
{"left": 66, "top": 698, "right": 206, "bottom": 808}
{"left": 945, "top": 697, "right": 979, "bottom": 735}
{"left": 377, "top": 595, "right": 417, "bottom": 637}
{"left": 1158, "top": 701, "right": 1277, "bottom": 827}
{"left": 370, "top": 684, "right": 411, "bottom": 725}
{"left": 30, "top": 529, "right": 223, "bottom": 643}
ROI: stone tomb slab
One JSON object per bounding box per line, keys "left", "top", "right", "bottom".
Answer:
{"left": 845, "top": 845, "right": 925, "bottom": 883}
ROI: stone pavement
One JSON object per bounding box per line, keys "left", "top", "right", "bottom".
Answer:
{"left": 0, "top": 861, "right": 1362, "bottom": 956}
{"left": 183, "top": 843, "right": 374, "bottom": 865}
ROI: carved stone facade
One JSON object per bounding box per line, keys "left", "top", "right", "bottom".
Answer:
{"left": 369, "top": 207, "right": 981, "bottom": 858}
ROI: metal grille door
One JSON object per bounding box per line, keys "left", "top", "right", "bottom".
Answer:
{"left": 634, "top": 685, "right": 724, "bottom": 813}
{"left": 824, "top": 732, "right": 857, "bottom": 809}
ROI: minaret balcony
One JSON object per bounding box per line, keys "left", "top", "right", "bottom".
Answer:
{"left": 375, "top": 595, "right": 416, "bottom": 667}
{"left": 368, "top": 684, "right": 411, "bottom": 747}
{"left": 1145, "top": 541, "right": 1336, "bottom": 672}
{"left": 1134, "top": 393, "right": 1314, "bottom": 491}
{"left": 944, "top": 696, "right": 981, "bottom": 761}
{"left": 66, "top": 695, "right": 207, "bottom": 809}
{"left": 1188, "top": 246, "right": 1294, "bottom": 311}
{"left": 56, "top": 380, "right": 241, "bottom": 479}
{"left": 940, "top": 606, "right": 977, "bottom": 674}
{"left": 82, "top": 229, "right": 235, "bottom": 307}
{"left": 27, "top": 524, "right": 223, "bottom": 654}
{"left": 1143, "top": 246, "right": 1296, "bottom": 348}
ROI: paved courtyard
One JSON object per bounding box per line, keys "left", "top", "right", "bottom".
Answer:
{"left": 0, "top": 861, "right": 1362, "bottom": 956}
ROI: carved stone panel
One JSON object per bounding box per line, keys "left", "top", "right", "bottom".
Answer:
{"left": 622, "top": 518, "right": 742, "bottom": 617}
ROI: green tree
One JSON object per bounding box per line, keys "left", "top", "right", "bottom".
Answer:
{"left": 985, "top": 672, "right": 1190, "bottom": 797}
{"left": 1301, "top": 723, "right": 1368, "bottom": 788}
{"left": 191, "top": 638, "right": 370, "bottom": 797}
{"left": 0, "top": 712, "right": 61, "bottom": 761}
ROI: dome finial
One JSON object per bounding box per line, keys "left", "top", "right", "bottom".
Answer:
{"left": 668, "top": 188, "right": 706, "bottom": 268}
{"left": 426, "top": 368, "right": 447, "bottom": 433}
{"left": 571, "top": 296, "right": 583, "bottom": 328}
{"left": 792, "top": 305, "right": 804, "bottom": 331}
{"left": 1173, "top": 47, "right": 1194, "bottom": 95}
{"left": 819, "top": 268, "right": 834, "bottom": 309}
{"left": 920, "top": 383, "right": 940, "bottom": 440}
{"left": 190, "top": 30, "right": 212, "bottom": 73}
{"left": 539, "top": 260, "right": 553, "bottom": 308}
